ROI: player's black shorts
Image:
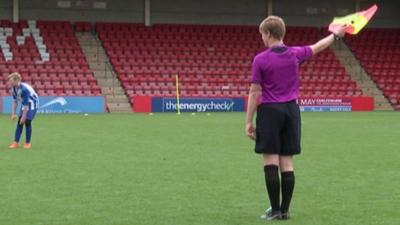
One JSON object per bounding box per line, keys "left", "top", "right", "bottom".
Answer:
{"left": 255, "top": 100, "right": 301, "bottom": 155}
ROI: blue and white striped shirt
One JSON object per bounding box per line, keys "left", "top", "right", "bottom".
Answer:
{"left": 11, "top": 82, "right": 39, "bottom": 110}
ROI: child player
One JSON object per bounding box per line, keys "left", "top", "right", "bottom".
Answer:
{"left": 8, "top": 72, "right": 39, "bottom": 149}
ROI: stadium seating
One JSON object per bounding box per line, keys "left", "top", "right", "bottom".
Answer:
{"left": 0, "top": 20, "right": 101, "bottom": 96}
{"left": 75, "top": 22, "right": 93, "bottom": 32}
{"left": 345, "top": 28, "right": 400, "bottom": 110}
{"left": 96, "top": 23, "right": 361, "bottom": 105}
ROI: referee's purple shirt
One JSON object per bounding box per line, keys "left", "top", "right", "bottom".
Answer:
{"left": 251, "top": 45, "right": 313, "bottom": 103}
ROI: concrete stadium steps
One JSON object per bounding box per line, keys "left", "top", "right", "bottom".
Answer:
{"left": 77, "top": 33, "right": 132, "bottom": 112}
{"left": 330, "top": 41, "right": 394, "bottom": 111}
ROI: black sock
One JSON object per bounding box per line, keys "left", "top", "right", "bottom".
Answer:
{"left": 280, "top": 171, "right": 295, "bottom": 213}
{"left": 264, "top": 165, "right": 280, "bottom": 212}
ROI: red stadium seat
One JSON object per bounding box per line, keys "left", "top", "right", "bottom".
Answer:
{"left": 345, "top": 28, "right": 400, "bottom": 110}
{"left": 96, "top": 23, "right": 359, "bottom": 100}
{"left": 0, "top": 20, "right": 101, "bottom": 97}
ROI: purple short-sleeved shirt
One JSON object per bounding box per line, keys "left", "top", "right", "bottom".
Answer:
{"left": 251, "top": 45, "right": 312, "bottom": 103}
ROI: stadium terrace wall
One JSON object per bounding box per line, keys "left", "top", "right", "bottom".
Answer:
{"left": 19, "top": 0, "right": 144, "bottom": 22}
{"left": 0, "top": 1, "right": 12, "bottom": 20}
{"left": 1, "top": 96, "right": 107, "bottom": 114}
{"left": 0, "top": 0, "right": 398, "bottom": 27}
{"left": 151, "top": 0, "right": 266, "bottom": 25}
{"left": 132, "top": 96, "right": 374, "bottom": 113}
{"left": 274, "top": 0, "right": 400, "bottom": 28}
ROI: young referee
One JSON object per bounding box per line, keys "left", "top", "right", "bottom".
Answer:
{"left": 245, "top": 16, "right": 347, "bottom": 220}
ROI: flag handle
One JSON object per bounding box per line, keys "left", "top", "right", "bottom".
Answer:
{"left": 175, "top": 74, "right": 181, "bottom": 115}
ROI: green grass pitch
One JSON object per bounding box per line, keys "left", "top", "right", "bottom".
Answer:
{"left": 0, "top": 112, "right": 399, "bottom": 225}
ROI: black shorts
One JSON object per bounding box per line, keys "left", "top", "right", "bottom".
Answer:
{"left": 255, "top": 100, "right": 301, "bottom": 155}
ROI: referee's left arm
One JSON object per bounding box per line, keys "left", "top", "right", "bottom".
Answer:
{"left": 246, "top": 56, "right": 263, "bottom": 140}
{"left": 246, "top": 84, "right": 261, "bottom": 140}
{"left": 246, "top": 84, "right": 262, "bottom": 131}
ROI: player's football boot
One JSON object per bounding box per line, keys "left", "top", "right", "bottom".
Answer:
{"left": 9, "top": 142, "right": 19, "bottom": 149}
{"left": 23, "top": 143, "right": 31, "bottom": 149}
{"left": 260, "top": 207, "right": 281, "bottom": 220}
{"left": 280, "top": 211, "right": 290, "bottom": 220}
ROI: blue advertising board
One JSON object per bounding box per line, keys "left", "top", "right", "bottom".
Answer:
{"left": 2, "top": 96, "right": 106, "bottom": 114}
{"left": 152, "top": 97, "right": 245, "bottom": 112}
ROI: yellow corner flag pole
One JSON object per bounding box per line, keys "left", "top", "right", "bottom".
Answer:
{"left": 175, "top": 74, "right": 181, "bottom": 115}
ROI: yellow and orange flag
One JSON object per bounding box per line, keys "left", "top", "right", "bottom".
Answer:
{"left": 329, "top": 4, "right": 378, "bottom": 35}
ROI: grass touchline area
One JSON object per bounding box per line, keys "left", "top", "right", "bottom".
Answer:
{"left": 0, "top": 112, "right": 398, "bottom": 225}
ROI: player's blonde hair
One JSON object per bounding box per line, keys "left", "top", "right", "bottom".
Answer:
{"left": 8, "top": 72, "right": 22, "bottom": 82}
{"left": 259, "top": 15, "right": 286, "bottom": 40}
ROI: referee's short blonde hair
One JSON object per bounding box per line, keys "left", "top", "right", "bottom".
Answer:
{"left": 8, "top": 72, "right": 22, "bottom": 82}
{"left": 259, "top": 16, "right": 286, "bottom": 40}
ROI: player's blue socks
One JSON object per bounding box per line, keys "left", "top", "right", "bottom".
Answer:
{"left": 14, "top": 122, "right": 23, "bottom": 143}
{"left": 25, "top": 120, "right": 32, "bottom": 143}
{"left": 14, "top": 118, "right": 33, "bottom": 143}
